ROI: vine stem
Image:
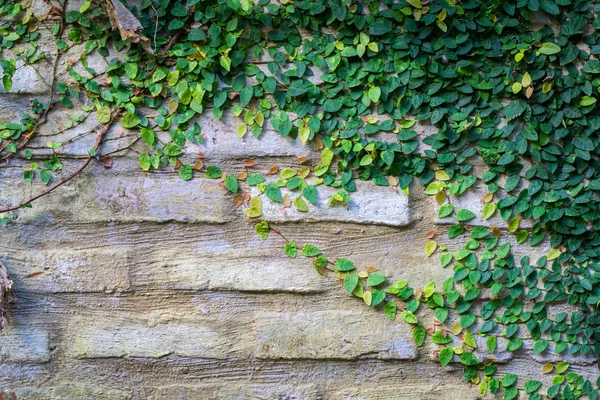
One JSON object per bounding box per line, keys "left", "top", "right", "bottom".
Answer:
{"left": 0, "top": 3, "right": 66, "bottom": 161}
{"left": 0, "top": 109, "right": 121, "bottom": 213}
{"left": 0, "top": 21, "right": 189, "bottom": 213}
{"left": 269, "top": 225, "right": 336, "bottom": 272}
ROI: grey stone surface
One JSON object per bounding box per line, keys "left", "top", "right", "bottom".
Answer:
{"left": 254, "top": 310, "right": 418, "bottom": 360}
{"left": 0, "top": 323, "right": 50, "bottom": 364}
{"left": 253, "top": 180, "right": 412, "bottom": 227}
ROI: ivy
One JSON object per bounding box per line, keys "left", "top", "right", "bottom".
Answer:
{"left": 2, "top": 0, "right": 600, "bottom": 396}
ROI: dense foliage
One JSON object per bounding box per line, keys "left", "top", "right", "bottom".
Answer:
{"left": 1, "top": 0, "right": 600, "bottom": 397}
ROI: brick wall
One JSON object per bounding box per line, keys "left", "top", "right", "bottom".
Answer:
{"left": 0, "top": 2, "right": 597, "bottom": 399}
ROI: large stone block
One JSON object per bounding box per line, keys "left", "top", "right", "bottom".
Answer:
{"left": 253, "top": 180, "right": 413, "bottom": 227}
{"left": 254, "top": 310, "right": 418, "bottom": 360}
{"left": 0, "top": 168, "right": 235, "bottom": 224}
{"left": 68, "top": 321, "right": 232, "bottom": 359}
{"left": 4, "top": 248, "right": 131, "bottom": 293}
{"left": 0, "top": 324, "right": 51, "bottom": 364}
{"left": 130, "top": 240, "right": 329, "bottom": 293}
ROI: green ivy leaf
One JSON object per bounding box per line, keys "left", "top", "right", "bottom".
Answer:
{"left": 334, "top": 258, "right": 355, "bottom": 272}
{"left": 412, "top": 324, "right": 426, "bottom": 346}
{"left": 255, "top": 221, "right": 269, "bottom": 240}
{"left": 384, "top": 301, "right": 397, "bottom": 320}
{"left": 224, "top": 174, "right": 239, "bottom": 193}
{"left": 438, "top": 204, "right": 454, "bottom": 218}
{"left": 301, "top": 244, "right": 321, "bottom": 257}
{"left": 179, "top": 164, "right": 193, "bottom": 181}
{"left": 439, "top": 346, "right": 454, "bottom": 367}
{"left": 456, "top": 209, "right": 476, "bottom": 222}
{"left": 121, "top": 112, "right": 141, "bottom": 128}
{"left": 264, "top": 183, "right": 282, "bottom": 203}
{"left": 459, "top": 352, "right": 479, "bottom": 366}
{"left": 343, "top": 273, "right": 359, "bottom": 294}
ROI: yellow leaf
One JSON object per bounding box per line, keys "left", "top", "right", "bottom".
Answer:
{"left": 453, "top": 346, "right": 464, "bottom": 355}
{"left": 436, "top": 19, "right": 447, "bottom": 32}
{"left": 483, "top": 192, "right": 494, "bottom": 203}
{"left": 406, "top": 0, "right": 422, "bottom": 8}
{"left": 482, "top": 202, "right": 496, "bottom": 220}
{"left": 542, "top": 81, "right": 554, "bottom": 93}
{"left": 478, "top": 381, "right": 487, "bottom": 396}
{"left": 425, "top": 241, "right": 437, "bottom": 257}
{"left": 451, "top": 322, "right": 462, "bottom": 335}
{"left": 547, "top": 248, "right": 562, "bottom": 261}
{"left": 237, "top": 123, "right": 247, "bottom": 138}
{"left": 300, "top": 126, "right": 311, "bottom": 143}
{"left": 508, "top": 216, "right": 520, "bottom": 233}
{"left": 515, "top": 52, "right": 524, "bottom": 62}
{"left": 367, "top": 42, "right": 378, "bottom": 52}
{"left": 358, "top": 271, "right": 369, "bottom": 279}
{"left": 245, "top": 196, "right": 262, "bottom": 218}
{"left": 542, "top": 362, "right": 554, "bottom": 374}
{"left": 512, "top": 82, "right": 522, "bottom": 94}
{"left": 282, "top": 193, "right": 291, "bottom": 207}
{"left": 522, "top": 72, "right": 532, "bottom": 87}
{"left": 255, "top": 111, "right": 265, "bottom": 127}
{"left": 436, "top": 190, "right": 446, "bottom": 205}
{"left": 435, "top": 170, "right": 450, "bottom": 181}
{"left": 363, "top": 290, "right": 372, "bottom": 306}
{"left": 438, "top": 9, "right": 447, "bottom": 21}
{"left": 298, "top": 166, "right": 310, "bottom": 178}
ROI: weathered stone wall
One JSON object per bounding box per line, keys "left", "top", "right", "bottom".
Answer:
{"left": 0, "top": 2, "right": 598, "bottom": 399}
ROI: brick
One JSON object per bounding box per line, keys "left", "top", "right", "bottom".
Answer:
{"left": 4, "top": 248, "right": 131, "bottom": 293}
{"left": 254, "top": 310, "right": 417, "bottom": 360}
{"left": 0, "top": 324, "right": 50, "bottom": 363}
{"left": 68, "top": 321, "right": 232, "bottom": 359}
{"left": 253, "top": 181, "right": 412, "bottom": 227}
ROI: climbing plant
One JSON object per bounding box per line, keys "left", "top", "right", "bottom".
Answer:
{"left": 1, "top": 0, "right": 600, "bottom": 397}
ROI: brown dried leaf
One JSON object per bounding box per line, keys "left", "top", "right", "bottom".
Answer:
{"left": 233, "top": 194, "right": 243, "bottom": 207}
{"left": 193, "top": 161, "right": 204, "bottom": 171}
{"left": 244, "top": 159, "right": 256, "bottom": 168}
{"left": 297, "top": 156, "right": 308, "bottom": 164}
{"left": 366, "top": 265, "right": 377, "bottom": 273}
{"left": 268, "top": 165, "right": 279, "bottom": 175}
{"left": 427, "top": 230, "right": 436, "bottom": 239}
{"left": 282, "top": 194, "right": 291, "bottom": 207}
{"left": 236, "top": 171, "right": 248, "bottom": 180}
{"left": 101, "top": 156, "right": 113, "bottom": 169}
{"left": 491, "top": 226, "right": 501, "bottom": 237}
{"left": 525, "top": 85, "right": 534, "bottom": 98}
{"left": 105, "top": 0, "right": 153, "bottom": 53}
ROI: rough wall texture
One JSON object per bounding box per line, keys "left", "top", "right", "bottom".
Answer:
{"left": 0, "top": 3, "right": 598, "bottom": 399}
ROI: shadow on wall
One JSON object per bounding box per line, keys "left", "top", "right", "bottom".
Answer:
{"left": 0, "top": 259, "right": 13, "bottom": 333}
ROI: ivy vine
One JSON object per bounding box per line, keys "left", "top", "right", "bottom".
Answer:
{"left": 1, "top": 0, "right": 600, "bottom": 397}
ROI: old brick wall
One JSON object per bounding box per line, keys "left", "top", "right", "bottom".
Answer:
{"left": 0, "top": 2, "right": 598, "bottom": 399}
